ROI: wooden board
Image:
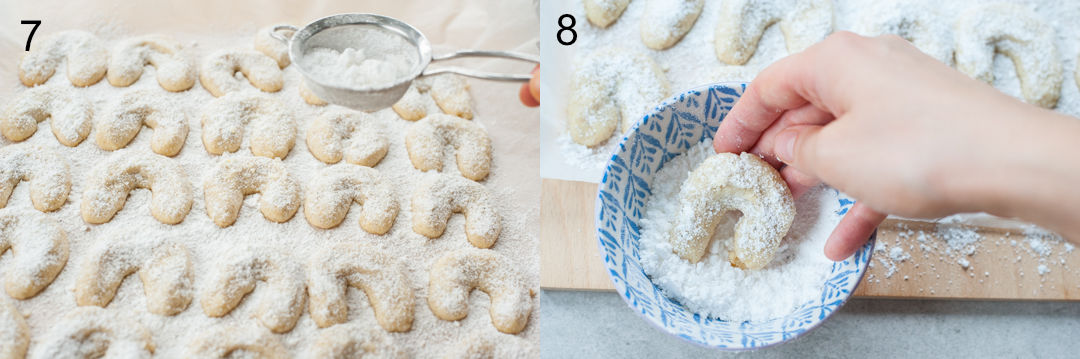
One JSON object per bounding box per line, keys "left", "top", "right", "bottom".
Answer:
{"left": 540, "top": 179, "right": 1080, "bottom": 300}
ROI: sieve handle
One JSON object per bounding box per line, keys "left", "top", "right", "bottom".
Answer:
{"left": 269, "top": 25, "right": 299, "bottom": 44}
{"left": 425, "top": 50, "right": 539, "bottom": 82}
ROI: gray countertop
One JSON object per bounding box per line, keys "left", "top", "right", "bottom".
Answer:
{"left": 541, "top": 290, "right": 1080, "bottom": 358}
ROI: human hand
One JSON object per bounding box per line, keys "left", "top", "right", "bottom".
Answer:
{"left": 713, "top": 31, "right": 1080, "bottom": 260}
{"left": 520, "top": 65, "right": 540, "bottom": 107}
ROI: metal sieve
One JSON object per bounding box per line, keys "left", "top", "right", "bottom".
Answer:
{"left": 271, "top": 13, "right": 539, "bottom": 111}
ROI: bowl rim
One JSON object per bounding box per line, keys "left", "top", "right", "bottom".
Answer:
{"left": 592, "top": 82, "right": 876, "bottom": 350}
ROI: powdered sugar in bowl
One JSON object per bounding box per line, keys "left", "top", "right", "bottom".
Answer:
{"left": 595, "top": 83, "right": 874, "bottom": 349}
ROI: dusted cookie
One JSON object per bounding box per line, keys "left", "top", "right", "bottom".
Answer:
{"left": 80, "top": 151, "right": 193, "bottom": 225}
{"left": 584, "top": 0, "right": 631, "bottom": 28}
{"left": 851, "top": 1, "right": 953, "bottom": 65}
{"left": 0, "top": 144, "right": 71, "bottom": 212}
{"left": 0, "top": 208, "right": 68, "bottom": 299}
{"left": 670, "top": 153, "right": 795, "bottom": 269}
{"left": 254, "top": 25, "right": 294, "bottom": 68}
{"left": 306, "top": 109, "right": 389, "bottom": 166}
{"left": 203, "top": 156, "right": 300, "bottom": 227}
{"left": 955, "top": 3, "right": 1062, "bottom": 108}
{"left": 0, "top": 297, "right": 28, "bottom": 359}
{"left": 34, "top": 307, "right": 154, "bottom": 359}
{"left": 18, "top": 30, "right": 107, "bottom": 87}
{"left": 411, "top": 174, "right": 500, "bottom": 249}
{"left": 640, "top": 0, "right": 704, "bottom": 50}
{"left": 304, "top": 164, "right": 398, "bottom": 233}
{"left": 306, "top": 324, "right": 404, "bottom": 359}
{"left": 200, "top": 49, "right": 284, "bottom": 97}
{"left": 392, "top": 75, "right": 475, "bottom": 121}
{"left": 1, "top": 86, "right": 93, "bottom": 146}
{"left": 75, "top": 239, "right": 193, "bottom": 316}
{"left": 200, "top": 247, "right": 305, "bottom": 333}
{"left": 189, "top": 325, "right": 287, "bottom": 359}
{"left": 307, "top": 244, "right": 414, "bottom": 332}
{"left": 299, "top": 80, "right": 329, "bottom": 106}
{"left": 405, "top": 114, "right": 493, "bottom": 181}
{"left": 428, "top": 248, "right": 532, "bottom": 334}
{"left": 566, "top": 46, "right": 669, "bottom": 147}
{"left": 714, "top": 0, "right": 834, "bottom": 65}
{"left": 200, "top": 92, "right": 296, "bottom": 159}
{"left": 95, "top": 89, "right": 189, "bottom": 156}
{"left": 108, "top": 34, "right": 196, "bottom": 91}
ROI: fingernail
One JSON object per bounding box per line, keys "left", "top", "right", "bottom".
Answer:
{"left": 775, "top": 130, "right": 796, "bottom": 163}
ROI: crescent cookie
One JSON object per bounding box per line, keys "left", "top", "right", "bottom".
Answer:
{"left": 713, "top": 0, "right": 834, "bottom": 65}
{"left": 567, "top": 46, "right": 669, "bottom": 147}
{"left": 199, "top": 49, "right": 284, "bottom": 97}
{"left": 34, "top": 307, "right": 154, "bottom": 359}
{"left": 200, "top": 247, "right": 306, "bottom": 333}
{"left": 583, "top": 0, "right": 631, "bottom": 28}
{"left": 200, "top": 92, "right": 296, "bottom": 159}
{"left": 428, "top": 248, "right": 533, "bottom": 334}
{"left": 0, "top": 144, "right": 71, "bottom": 212}
{"left": 108, "top": 34, "right": 196, "bottom": 91}
{"left": 954, "top": 3, "right": 1062, "bottom": 109}
{"left": 640, "top": 0, "right": 704, "bottom": 50}
{"left": 392, "top": 75, "right": 475, "bottom": 121}
{"left": 254, "top": 25, "right": 294, "bottom": 68}
{"left": 405, "top": 114, "right": 493, "bottom": 181}
{"left": 75, "top": 239, "right": 193, "bottom": 316}
{"left": 95, "top": 89, "right": 189, "bottom": 156}
{"left": 203, "top": 156, "right": 300, "bottom": 227}
{"left": 306, "top": 324, "right": 405, "bottom": 359}
{"left": 0, "top": 297, "right": 28, "bottom": 359}
{"left": 0, "top": 208, "right": 69, "bottom": 299}
{"left": 670, "top": 153, "right": 795, "bottom": 268}
{"left": 851, "top": 1, "right": 952, "bottom": 65}
{"left": 303, "top": 164, "right": 398, "bottom": 234}
{"left": 306, "top": 109, "right": 389, "bottom": 166}
{"left": 411, "top": 174, "right": 500, "bottom": 249}
{"left": 299, "top": 80, "right": 329, "bottom": 106}
{"left": 18, "top": 30, "right": 107, "bottom": 87}
{"left": 189, "top": 325, "right": 287, "bottom": 359}
{"left": 1, "top": 86, "right": 94, "bottom": 146}
{"left": 307, "top": 244, "right": 414, "bottom": 332}
{"left": 80, "top": 151, "right": 193, "bottom": 225}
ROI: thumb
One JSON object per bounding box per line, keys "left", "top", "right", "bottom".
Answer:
{"left": 773, "top": 125, "right": 823, "bottom": 175}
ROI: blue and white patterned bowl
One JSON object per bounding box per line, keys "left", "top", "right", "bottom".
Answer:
{"left": 594, "top": 83, "right": 874, "bottom": 349}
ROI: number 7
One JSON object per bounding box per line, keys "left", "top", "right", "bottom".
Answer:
{"left": 22, "top": 20, "right": 41, "bottom": 51}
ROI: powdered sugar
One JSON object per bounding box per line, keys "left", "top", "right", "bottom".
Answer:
{"left": 639, "top": 141, "right": 840, "bottom": 321}
{"left": 298, "top": 25, "right": 418, "bottom": 89}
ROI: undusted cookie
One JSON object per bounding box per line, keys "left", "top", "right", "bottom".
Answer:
{"left": 851, "top": 1, "right": 952, "bottom": 65}
{"left": 0, "top": 208, "right": 68, "bottom": 300}
{"left": 203, "top": 156, "right": 301, "bottom": 227}
{"left": 189, "top": 325, "right": 287, "bottom": 359}
{"left": 34, "top": 307, "right": 154, "bottom": 358}
{"left": 0, "top": 144, "right": 71, "bottom": 212}
{"left": 75, "top": 239, "right": 193, "bottom": 316}
{"left": 18, "top": 30, "right": 107, "bottom": 87}
{"left": 640, "top": 0, "right": 704, "bottom": 50}
{"left": 200, "top": 49, "right": 284, "bottom": 97}
{"left": 304, "top": 164, "right": 398, "bottom": 233}
{"left": 567, "top": 46, "right": 669, "bottom": 147}
{"left": 1, "top": 86, "right": 93, "bottom": 146}
{"left": 714, "top": 0, "right": 834, "bottom": 65}
{"left": 200, "top": 92, "right": 296, "bottom": 158}
{"left": 584, "top": 0, "right": 631, "bottom": 28}
{"left": 95, "top": 89, "right": 189, "bottom": 156}
{"left": 108, "top": 34, "right": 196, "bottom": 91}
{"left": 411, "top": 174, "right": 500, "bottom": 248}
{"left": 306, "top": 324, "right": 405, "bottom": 359}
{"left": 955, "top": 3, "right": 1062, "bottom": 108}
{"left": 405, "top": 114, "right": 493, "bottom": 181}
{"left": 670, "top": 153, "right": 795, "bottom": 268}
{"left": 80, "top": 151, "right": 193, "bottom": 225}
{"left": 0, "top": 297, "right": 28, "bottom": 359}
{"left": 307, "top": 244, "right": 414, "bottom": 332}
{"left": 428, "top": 248, "right": 532, "bottom": 334}
{"left": 254, "top": 25, "right": 294, "bottom": 68}
{"left": 200, "top": 247, "right": 305, "bottom": 333}
{"left": 306, "top": 109, "right": 389, "bottom": 166}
